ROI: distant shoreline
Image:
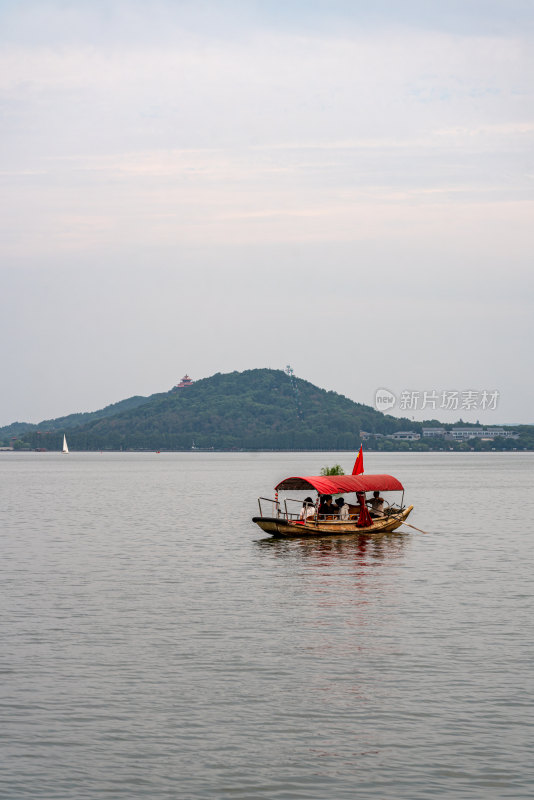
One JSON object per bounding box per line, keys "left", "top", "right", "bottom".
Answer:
{"left": 1, "top": 447, "right": 532, "bottom": 454}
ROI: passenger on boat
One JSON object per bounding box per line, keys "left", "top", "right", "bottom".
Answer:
{"left": 335, "top": 497, "right": 350, "bottom": 521}
{"left": 299, "top": 497, "right": 316, "bottom": 520}
{"left": 368, "top": 490, "right": 385, "bottom": 516}
{"left": 319, "top": 495, "right": 336, "bottom": 518}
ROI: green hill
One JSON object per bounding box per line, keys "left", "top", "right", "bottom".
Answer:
{"left": 4, "top": 369, "right": 530, "bottom": 451}
{"left": 0, "top": 395, "right": 150, "bottom": 441}
{"left": 7, "top": 369, "right": 412, "bottom": 451}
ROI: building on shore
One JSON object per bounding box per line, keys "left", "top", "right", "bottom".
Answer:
{"left": 364, "top": 426, "right": 518, "bottom": 443}
{"left": 447, "top": 427, "right": 518, "bottom": 441}
{"left": 422, "top": 427, "right": 446, "bottom": 438}
{"left": 388, "top": 431, "right": 421, "bottom": 441}
{"left": 422, "top": 427, "right": 518, "bottom": 440}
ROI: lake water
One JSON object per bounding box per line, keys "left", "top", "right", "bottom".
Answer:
{"left": 1, "top": 451, "right": 533, "bottom": 799}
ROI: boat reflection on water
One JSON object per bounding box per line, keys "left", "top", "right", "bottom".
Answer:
{"left": 255, "top": 532, "right": 412, "bottom": 673}
{"left": 255, "top": 530, "right": 409, "bottom": 563}
{"left": 255, "top": 532, "right": 410, "bottom": 614}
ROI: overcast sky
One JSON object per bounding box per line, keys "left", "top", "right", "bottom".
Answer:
{"left": 1, "top": 0, "right": 533, "bottom": 426}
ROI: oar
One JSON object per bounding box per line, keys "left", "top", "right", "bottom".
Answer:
{"left": 398, "top": 520, "right": 429, "bottom": 535}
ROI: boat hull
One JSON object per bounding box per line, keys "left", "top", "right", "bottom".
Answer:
{"left": 252, "top": 506, "right": 414, "bottom": 537}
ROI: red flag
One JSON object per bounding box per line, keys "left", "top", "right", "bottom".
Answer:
{"left": 352, "top": 445, "right": 364, "bottom": 475}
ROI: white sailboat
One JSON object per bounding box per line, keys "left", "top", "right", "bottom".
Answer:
{"left": 62, "top": 435, "right": 69, "bottom": 454}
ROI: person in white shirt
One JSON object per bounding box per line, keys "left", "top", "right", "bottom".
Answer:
{"left": 368, "top": 491, "right": 385, "bottom": 516}
{"left": 299, "top": 497, "right": 316, "bottom": 520}
{"left": 335, "top": 497, "right": 350, "bottom": 520}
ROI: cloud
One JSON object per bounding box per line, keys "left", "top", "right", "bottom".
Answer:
{"left": 1, "top": 1, "right": 533, "bottom": 45}
{"left": 0, "top": 1, "right": 533, "bottom": 424}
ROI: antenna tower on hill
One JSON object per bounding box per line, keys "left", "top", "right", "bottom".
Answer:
{"left": 285, "top": 365, "right": 303, "bottom": 420}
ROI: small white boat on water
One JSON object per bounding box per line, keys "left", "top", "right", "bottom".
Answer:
{"left": 62, "top": 435, "right": 69, "bottom": 454}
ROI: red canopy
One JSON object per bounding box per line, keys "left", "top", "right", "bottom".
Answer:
{"left": 275, "top": 474, "right": 404, "bottom": 493}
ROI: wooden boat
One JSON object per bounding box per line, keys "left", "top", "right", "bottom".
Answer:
{"left": 252, "top": 472, "right": 413, "bottom": 537}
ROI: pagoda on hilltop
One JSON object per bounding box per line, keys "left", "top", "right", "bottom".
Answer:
{"left": 175, "top": 374, "right": 194, "bottom": 389}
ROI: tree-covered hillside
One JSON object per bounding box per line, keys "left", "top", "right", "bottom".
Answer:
{"left": 0, "top": 395, "right": 150, "bottom": 441}
{"left": 4, "top": 369, "right": 529, "bottom": 451}
{"left": 9, "top": 369, "right": 412, "bottom": 451}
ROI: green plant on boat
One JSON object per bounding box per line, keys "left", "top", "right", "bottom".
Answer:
{"left": 320, "top": 464, "right": 345, "bottom": 476}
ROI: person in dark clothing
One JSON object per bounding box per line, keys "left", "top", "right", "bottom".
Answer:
{"left": 319, "top": 494, "right": 336, "bottom": 517}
